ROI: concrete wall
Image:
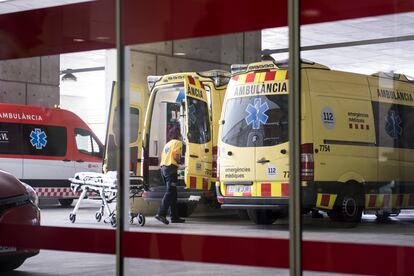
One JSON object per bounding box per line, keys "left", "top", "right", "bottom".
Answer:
{"left": 128, "top": 31, "right": 261, "bottom": 92}
{"left": 0, "top": 55, "right": 60, "bottom": 107}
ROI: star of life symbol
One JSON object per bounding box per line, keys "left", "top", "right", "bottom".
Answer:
{"left": 385, "top": 111, "right": 402, "bottom": 138}
{"left": 245, "top": 98, "right": 269, "bottom": 129}
{"left": 30, "top": 128, "right": 47, "bottom": 149}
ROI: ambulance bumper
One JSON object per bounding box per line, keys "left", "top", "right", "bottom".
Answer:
{"left": 143, "top": 186, "right": 214, "bottom": 203}
{"left": 219, "top": 196, "right": 289, "bottom": 209}
{"left": 216, "top": 182, "right": 316, "bottom": 209}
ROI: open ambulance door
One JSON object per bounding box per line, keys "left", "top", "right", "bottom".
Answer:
{"left": 183, "top": 76, "right": 213, "bottom": 190}
{"left": 104, "top": 81, "right": 145, "bottom": 175}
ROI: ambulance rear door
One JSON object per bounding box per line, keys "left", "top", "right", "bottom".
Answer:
{"left": 253, "top": 71, "right": 290, "bottom": 196}
{"left": 104, "top": 82, "right": 144, "bottom": 175}
{"left": 183, "top": 76, "right": 213, "bottom": 190}
{"left": 219, "top": 76, "right": 256, "bottom": 196}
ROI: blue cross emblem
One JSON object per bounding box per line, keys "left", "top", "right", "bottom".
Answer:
{"left": 245, "top": 98, "right": 269, "bottom": 129}
{"left": 385, "top": 111, "right": 402, "bottom": 138}
{"left": 30, "top": 128, "right": 47, "bottom": 149}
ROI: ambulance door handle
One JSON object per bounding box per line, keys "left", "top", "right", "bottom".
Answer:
{"left": 190, "top": 154, "right": 199, "bottom": 158}
{"left": 76, "top": 160, "right": 84, "bottom": 163}
{"left": 280, "top": 149, "right": 287, "bottom": 154}
{"left": 62, "top": 159, "right": 71, "bottom": 162}
{"left": 204, "top": 148, "right": 209, "bottom": 153}
{"left": 227, "top": 151, "right": 233, "bottom": 156}
{"left": 257, "top": 159, "right": 270, "bottom": 164}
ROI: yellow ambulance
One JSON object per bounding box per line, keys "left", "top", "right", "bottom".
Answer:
{"left": 142, "top": 71, "right": 229, "bottom": 216}
{"left": 216, "top": 59, "right": 414, "bottom": 224}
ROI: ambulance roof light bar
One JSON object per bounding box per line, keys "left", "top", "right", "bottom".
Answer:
{"left": 198, "top": 70, "right": 231, "bottom": 86}
{"left": 371, "top": 71, "right": 414, "bottom": 83}
{"left": 147, "top": 76, "right": 162, "bottom": 91}
{"left": 230, "top": 64, "right": 248, "bottom": 74}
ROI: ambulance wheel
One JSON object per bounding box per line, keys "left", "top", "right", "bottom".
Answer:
{"left": 247, "top": 210, "right": 277, "bottom": 225}
{"left": 137, "top": 213, "right": 145, "bottom": 226}
{"left": 59, "top": 199, "right": 74, "bottom": 207}
{"left": 328, "top": 186, "right": 363, "bottom": 223}
{"left": 177, "top": 202, "right": 197, "bottom": 217}
{"left": 69, "top": 213, "right": 76, "bottom": 223}
{"left": 95, "top": 212, "right": 103, "bottom": 222}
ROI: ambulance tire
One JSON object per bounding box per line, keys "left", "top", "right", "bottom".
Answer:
{"left": 247, "top": 210, "right": 277, "bottom": 225}
{"left": 328, "top": 185, "right": 363, "bottom": 224}
{"left": 177, "top": 202, "right": 197, "bottom": 217}
{"left": 59, "top": 199, "right": 74, "bottom": 207}
{"left": 0, "top": 258, "right": 25, "bottom": 272}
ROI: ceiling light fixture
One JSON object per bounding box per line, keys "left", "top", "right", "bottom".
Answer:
{"left": 61, "top": 70, "right": 77, "bottom": 82}
{"left": 60, "top": 66, "right": 105, "bottom": 82}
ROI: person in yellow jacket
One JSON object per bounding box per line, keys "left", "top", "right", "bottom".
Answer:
{"left": 155, "top": 125, "right": 185, "bottom": 224}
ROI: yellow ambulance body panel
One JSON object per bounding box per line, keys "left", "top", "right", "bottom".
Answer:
{"left": 217, "top": 60, "right": 414, "bottom": 224}
{"left": 142, "top": 71, "right": 229, "bottom": 194}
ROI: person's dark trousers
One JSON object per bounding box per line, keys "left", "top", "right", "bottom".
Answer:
{"left": 157, "top": 165, "right": 179, "bottom": 219}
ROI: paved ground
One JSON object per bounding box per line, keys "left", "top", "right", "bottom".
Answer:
{"left": 5, "top": 198, "right": 414, "bottom": 275}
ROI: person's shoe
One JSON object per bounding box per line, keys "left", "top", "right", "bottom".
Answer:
{"left": 312, "top": 211, "right": 324, "bottom": 219}
{"left": 155, "top": 214, "right": 169, "bottom": 225}
{"left": 171, "top": 218, "right": 185, "bottom": 223}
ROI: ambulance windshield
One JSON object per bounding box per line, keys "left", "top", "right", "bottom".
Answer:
{"left": 221, "top": 94, "right": 288, "bottom": 147}
{"left": 187, "top": 96, "right": 211, "bottom": 144}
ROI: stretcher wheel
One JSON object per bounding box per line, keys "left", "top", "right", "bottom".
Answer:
{"left": 110, "top": 216, "right": 117, "bottom": 227}
{"left": 137, "top": 213, "right": 145, "bottom": 227}
{"left": 69, "top": 213, "right": 76, "bottom": 223}
{"left": 129, "top": 214, "right": 135, "bottom": 225}
{"left": 95, "top": 212, "right": 102, "bottom": 222}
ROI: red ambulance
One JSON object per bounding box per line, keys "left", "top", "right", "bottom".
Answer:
{"left": 0, "top": 104, "right": 103, "bottom": 206}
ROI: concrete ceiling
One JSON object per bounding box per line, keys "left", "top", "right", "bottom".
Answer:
{"left": 263, "top": 12, "right": 414, "bottom": 77}
{"left": 1, "top": 1, "right": 413, "bottom": 77}
{"left": 0, "top": 0, "right": 92, "bottom": 14}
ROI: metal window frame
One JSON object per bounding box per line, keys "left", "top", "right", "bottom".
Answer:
{"left": 115, "top": 0, "right": 303, "bottom": 274}
{"left": 288, "top": 0, "right": 302, "bottom": 275}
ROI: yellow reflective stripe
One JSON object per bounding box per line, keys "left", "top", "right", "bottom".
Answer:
{"left": 316, "top": 193, "right": 337, "bottom": 210}
{"left": 194, "top": 78, "right": 203, "bottom": 89}
{"left": 253, "top": 182, "right": 283, "bottom": 197}
{"left": 238, "top": 74, "right": 247, "bottom": 84}
{"left": 275, "top": 70, "right": 287, "bottom": 80}
{"left": 255, "top": 72, "right": 264, "bottom": 83}
{"left": 365, "top": 194, "right": 414, "bottom": 209}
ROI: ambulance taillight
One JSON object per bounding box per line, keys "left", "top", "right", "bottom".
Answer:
{"left": 212, "top": 146, "right": 218, "bottom": 179}
{"left": 300, "top": 143, "right": 314, "bottom": 181}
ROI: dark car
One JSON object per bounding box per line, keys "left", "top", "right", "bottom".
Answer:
{"left": 0, "top": 170, "right": 40, "bottom": 272}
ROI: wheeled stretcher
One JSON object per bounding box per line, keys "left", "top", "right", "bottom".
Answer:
{"left": 68, "top": 171, "right": 146, "bottom": 227}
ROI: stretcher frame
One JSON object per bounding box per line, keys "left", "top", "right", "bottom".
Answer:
{"left": 68, "top": 172, "right": 146, "bottom": 227}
